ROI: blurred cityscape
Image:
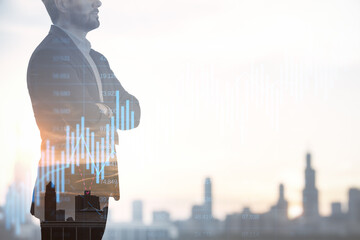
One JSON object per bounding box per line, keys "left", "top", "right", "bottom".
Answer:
{"left": 1, "top": 152, "right": 360, "bottom": 240}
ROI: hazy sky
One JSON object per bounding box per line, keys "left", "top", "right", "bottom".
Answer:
{"left": 1, "top": 0, "right": 360, "bottom": 223}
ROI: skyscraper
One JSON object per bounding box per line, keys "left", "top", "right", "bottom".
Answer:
{"left": 190, "top": 177, "right": 213, "bottom": 221}
{"left": 132, "top": 200, "right": 143, "bottom": 223}
{"left": 302, "top": 153, "right": 319, "bottom": 220}
{"left": 204, "top": 177, "right": 212, "bottom": 220}
{"left": 348, "top": 188, "right": 360, "bottom": 223}
{"left": 44, "top": 182, "right": 56, "bottom": 221}
{"left": 276, "top": 184, "right": 288, "bottom": 221}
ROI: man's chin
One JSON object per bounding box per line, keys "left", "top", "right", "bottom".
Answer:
{"left": 85, "top": 21, "right": 100, "bottom": 32}
{"left": 71, "top": 18, "right": 100, "bottom": 32}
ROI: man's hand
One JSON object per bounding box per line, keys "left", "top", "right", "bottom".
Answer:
{"left": 96, "top": 103, "right": 113, "bottom": 118}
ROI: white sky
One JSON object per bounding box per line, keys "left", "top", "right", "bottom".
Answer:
{"left": 0, "top": 0, "right": 360, "bottom": 223}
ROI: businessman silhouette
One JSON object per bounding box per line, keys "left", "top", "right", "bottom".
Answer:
{"left": 27, "top": 0, "right": 141, "bottom": 239}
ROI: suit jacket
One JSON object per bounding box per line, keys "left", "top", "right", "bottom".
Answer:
{"left": 27, "top": 25, "right": 140, "bottom": 220}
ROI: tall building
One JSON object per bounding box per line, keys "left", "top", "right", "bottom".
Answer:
{"left": 276, "top": 184, "right": 288, "bottom": 221}
{"left": 259, "top": 184, "right": 289, "bottom": 236}
{"left": 191, "top": 177, "right": 213, "bottom": 220}
{"left": 302, "top": 153, "right": 319, "bottom": 220}
{"left": 204, "top": 177, "right": 212, "bottom": 219}
{"left": 132, "top": 200, "right": 143, "bottom": 223}
{"left": 45, "top": 182, "right": 56, "bottom": 221}
{"left": 348, "top": 188, "right": 360, "bottom": 223}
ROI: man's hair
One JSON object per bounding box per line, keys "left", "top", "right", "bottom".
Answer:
{"left": 42, "top": 0, "right": 60, "bottom": 23}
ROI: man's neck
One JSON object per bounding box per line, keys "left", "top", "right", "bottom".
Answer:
{"left": 55, "top": 21, "right": 88, "bottom": 40}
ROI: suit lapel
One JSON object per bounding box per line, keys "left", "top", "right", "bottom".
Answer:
{"left": 49, "top": 25, "right": 101, "bottom": 102}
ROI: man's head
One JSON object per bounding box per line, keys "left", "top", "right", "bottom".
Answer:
{"left": 42, "top": 0, "right": 102, "bottom": 32}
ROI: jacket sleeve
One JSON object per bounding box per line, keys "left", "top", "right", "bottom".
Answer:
{"left": 99, "top": 55, "right": 141, "bottom": 130}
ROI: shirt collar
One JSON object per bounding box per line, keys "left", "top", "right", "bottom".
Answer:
{"left": 54, "top": 24, "right": 92, "bottom": 54}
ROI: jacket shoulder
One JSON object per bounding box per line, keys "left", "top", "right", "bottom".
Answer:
{"left": 27, "top": 32, "right": 79, "bottom": 91}
{"left": 28, "top": 31, "right": 78, "bottom": 67}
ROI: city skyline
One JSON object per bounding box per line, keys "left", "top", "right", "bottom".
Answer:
{"left": 124, "top": 153, "right": 359, "bottom": 222}
{"left": 4, "top": 152, "right": 359, "bottom": 226}
{"left": 2, "top": 151, "right": 360, "bottom": 239}
{"left": 97, "top": 152, "right": 359, "bottom": 222}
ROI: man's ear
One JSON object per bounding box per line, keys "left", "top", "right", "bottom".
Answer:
{"left": 54, "top": 0, "right": 70, "bottom": 13}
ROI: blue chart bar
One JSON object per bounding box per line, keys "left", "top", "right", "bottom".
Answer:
{"left": 5, "top": 190, "right": 10, "bottom": 229}
{"left": 5, "top": 191, "right": 8, "bottom": 229}
{"left": 66, "top": 126, "right": 70, "bottom": 166}
{"left": 61, "top": 151, "right": 65, "bottom": 193}
{"left": 101, "top": 138, "right": 105, "bottom": 180}
{"left": 46, "top": 140, "right": 50, "bottom": 181}
{"left": 126, "top": 100, "right": 130, "bottom": 130}
{"left": 86, "top": 128, "right": 90, "bottom": 169}
{"left": 96, "top": 142, "right": 100, "bottom": 184}
{"left": 18, "top": 188, "right": 22, "bottom": 228}
{"left": 51, "top": 146, "right": 55, "bottom": 184}
{"left": 21, "top": 185, "right": 25, "bottom": 223}
{"left": 20, "top": 184, "right": 25, "bottom": 223}
{"left": 16, "top": 187, "right": 20, "bottom": 224}
{"left": 41, "top": 151, "right": 45, "bottom": 191}
{"left": 131, "top": 111, "right": 134, "bottom": 129}
{"left": 91, "top": 132, "right": 95, "bottom": 175}
{"left": 111, "top": 117, "right": 115, "bottom": 155}
{"left": 36, "top": 180, "right": 40, "bottom": 206}
{"left": 121, "top": 106, "right": 125, "bottom": 130}
{"left": 37, "top": 168, "right": 41, "bottom": 197}
{"left": 106, "top": 124, "right": 110, "bottom": 166}
{"left": 116, "top": 91, "right": 120, "bottom": 130}
{"left": 12, "top": 189, "right": 16, "bottom": 230}
{"left": 71, "top": 132, "right": 75, "bottom": 174}
{"left": 76, "top": 124, "right": 80, "bottom": 166}
{"left": 81, "top": 117, "right": 85, "bottom": 159}
{"left": 56, "top": 161, "right": 60, "bottom": 203}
